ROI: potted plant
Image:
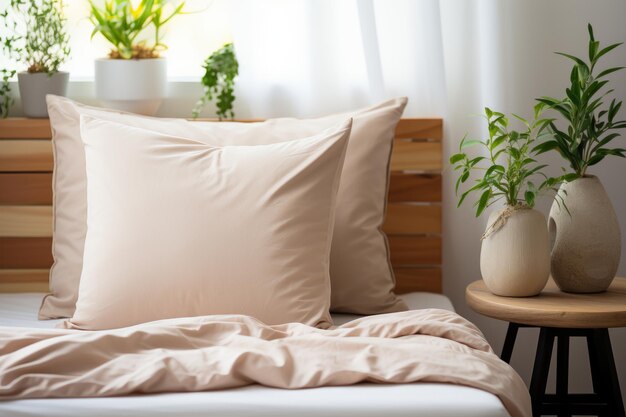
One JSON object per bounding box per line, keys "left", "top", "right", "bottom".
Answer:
{"left": 0, "top": 0, "right": 71, "bottom": 118}
{"left": 535, "top": 24, "right": 625, "bottom": 293}
{"left": 89, "top": 0, "right": 185, "bottom": 115}
{"left": 192, "top": 43, "right": 239, "bottom": 120}
{"left": 0, "top": 69, "right": 15, "bottom": 118}
{"left": 451, "top": 107, "right": 571, "bottom": 296}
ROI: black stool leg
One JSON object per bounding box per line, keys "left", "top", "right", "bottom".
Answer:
{"left": 556, "top": 334, "right": 570, "bottom": 417}
{"left": 588, "top": 329, "right": 625, "bottom": 417}
{"left": 587, "top": 331, "right": 607, "bottom": 417}
{"left": 501, "top": 323, "right": 519, "bottom": 363}
{"left": 530, "top": 327, "right": 555, "bottom": 417}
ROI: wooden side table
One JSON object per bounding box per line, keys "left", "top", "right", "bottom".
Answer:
{"left": 466, "top": 278, "right": 626, "bottom": 417}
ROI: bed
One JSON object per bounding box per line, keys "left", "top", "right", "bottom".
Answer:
{"left": 0, "top": 292, "right": 513, "bottom": 417}
{"left": 0, "top": 116, "right": 517, "bottom": 417}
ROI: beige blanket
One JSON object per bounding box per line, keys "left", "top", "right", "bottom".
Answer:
{"left": 0, "top": 309, "right": 530, "bottom": 417}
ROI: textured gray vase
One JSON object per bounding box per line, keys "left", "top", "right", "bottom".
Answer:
{"left": 549, "top": 175, "right": 621, "bottom": 293}
{"left": 18, "top": 71, "right": 69, "bottom": 118}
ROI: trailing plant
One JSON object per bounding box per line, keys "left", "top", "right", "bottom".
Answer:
{"left": 451, "top": 106, "right": 574, "bottom": 218}
{"left": 0, "top": 69, "right": 16, "bottom": 118}
{"left": 89, "top": 0, "right": 186, "bottom": 59}
{"left": 192, "top": 43, "right": 239, "bottom": 120}
{"left": 534, "top": 24, "right": 626, "bottom": 177}
{"left": 0, "top": 0, "right": 71, "bottom": 74}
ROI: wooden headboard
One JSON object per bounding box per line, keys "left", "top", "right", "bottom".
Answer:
{"left": 0, "top": 117, "right": 443, "bottom": 294}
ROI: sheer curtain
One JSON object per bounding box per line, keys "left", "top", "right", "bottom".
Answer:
{"left": 228, "top": 0, "right": 445, "bottom": 118}
{"left": 227, "top": 0, "right": 626, "bottom": 395}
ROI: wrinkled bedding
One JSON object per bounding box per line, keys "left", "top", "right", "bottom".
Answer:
{"left": 0, "top": 309, "right": 531, "bottom": 417}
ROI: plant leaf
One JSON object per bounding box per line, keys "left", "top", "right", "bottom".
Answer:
{"left": 450, "top": 153, "right": 465, "bottom": 164}
{"left": 595, "top": 42, "right": 623, "bottom": 62}
{"left": 460, "top": 139, "right": 482, "bottom": 149}
{"left": 597, "top": 66, "right": 625, "bottom": 79}
{"left": 555, "top": 52, "right": 590, "bottom": 72}
{"left": 476, "top": 189, "right": 491, "bottom": 217}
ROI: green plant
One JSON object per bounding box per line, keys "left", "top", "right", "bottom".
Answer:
{"left": 0, "top": 68, "right": 16, "bottom": 118}
{"left": 89, "top": 0, "right": 185, "bottom": 59}
{"left": 451, "top": 106, "right": 573, "bottom": 217}
{"left": 0, "top": 0, "right": 71, "bottom": 74}
{"left": 534, "top": 24, "right": 626, "bottom": 177}
{"left": 192, "top": 43, "right": 239, "bottom": 120}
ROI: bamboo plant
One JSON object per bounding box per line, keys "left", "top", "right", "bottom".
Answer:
{"left": 451, "top": 105, "right": 573, "bottom": 217}
{"left": 534, "top": 24, "right": 626, "bottom": 177}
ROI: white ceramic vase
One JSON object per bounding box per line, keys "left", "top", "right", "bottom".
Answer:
{"left": 480, "top": 207, "right": 551, "bottom": 296}
{"left": 18, "top": 71, "right": 69, "bottom": 118}
{"left": 95, "top": 58, "right": 167, "bottom": 115}
{"left": 549, "top": 175, "right": 621, "bottom": 293}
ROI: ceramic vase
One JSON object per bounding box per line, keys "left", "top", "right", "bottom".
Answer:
{"left": 95, "top": 58, "right": 167, "bottom": 115}
{"left": 18, "top": 71, "right": 69, "bottom": 118}
{"left": 480, "top": 207, "right": 551, "bottom": 296}
{"left": 549, "top": 175, "right": 620, "bottom": 293}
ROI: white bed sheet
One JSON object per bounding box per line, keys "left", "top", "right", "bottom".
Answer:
{"left": 0, "top": 292, "right": 510, "bottom": 417}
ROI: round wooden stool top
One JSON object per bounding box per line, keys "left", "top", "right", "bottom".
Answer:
{"left": 466, "top": 278, "right": 626, "bottom": 328}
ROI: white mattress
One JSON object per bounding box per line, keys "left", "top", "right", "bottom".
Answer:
{"left": 0, "top": 293, "right": 510, "bottom": 417}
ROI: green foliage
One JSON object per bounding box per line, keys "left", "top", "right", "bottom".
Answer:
{"left": 0, "top": 0, "right": 71, "bottom": 74}
{"left": 451, "top": 106, "right": 574, "bottom": 217}
{"left": 89, "top": 0, "right": 185, "bottom": 59}
{"left": 0, "top": 68, "right": 15, "bottom": 118}
{"left": 535, "top": 24, "right": 626, "bottom": 177}
{"left": 192, "top": 43, "right": 239, "bottom": 120}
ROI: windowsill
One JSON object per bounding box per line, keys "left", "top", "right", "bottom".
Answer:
{"left": 7, "top": 76, "right": 202, "bottom": 83}
{"left": 6, "top": 79, "right": 209, "bottom": 118}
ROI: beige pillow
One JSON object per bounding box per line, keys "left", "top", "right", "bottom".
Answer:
{"left": 64, "top": 116, "right": 351, "bottom": 330}
{"left": 42, "top": 96, "right": 408, "bottom": 319}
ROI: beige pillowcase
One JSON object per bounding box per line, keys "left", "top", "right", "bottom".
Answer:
{"left": 65, "top": 116, "right": 351, "bottom": 330}
{"left": 42, "top": 95, "right": 408, "bottom": 319}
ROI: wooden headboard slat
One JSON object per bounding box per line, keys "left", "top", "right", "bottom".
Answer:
{"left": 393, "top": 118, "right": 442, "bottom": 140}
{"left": 0, "top": 203, "right": 443, "bottom": 237}
{"left": 394, "top": 268, "right": 442, "bottom": 293}
{"left": 0, "top": 173, "right": 442, "bottom": 206}
{"left": 0, "top": 237, "right": 54, "bottom": 268}
{"left": 0, "top": 173, "right": 53, "bottom": 205}
{"left": 0, "top": 118, "right": 52, "bottom": 139}
{"left": 388, "top": 174, "right": 441, "bottom": 203}
{"left": 0, "top": 139, "right": 443, "bottom": 173}
{"left": 389, "top": 235, "right": 441, "bottom": 265}
{"left": 0, "top": 117, "right": 443, "bottom": 295}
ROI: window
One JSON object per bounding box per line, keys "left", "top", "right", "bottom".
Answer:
{"left": 1, "top": 0, "right": 234, "bottom": 80}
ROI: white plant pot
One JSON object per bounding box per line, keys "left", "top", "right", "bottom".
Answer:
{"left": 18, "top": 71, "right": 69, "bottom": 118}
{"left": 549, "top": 176, "right": 621, "bottom": 293}
{"left": 480, "top": 207, "right": 550, "bottom": 297}
{"left": 95, "top": 58, "right": 167, "bottom": 115}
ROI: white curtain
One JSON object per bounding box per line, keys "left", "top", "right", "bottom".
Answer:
{"left": 229, "top": 0, "right": 445, "bottom": 118}
{"left": 227, "top": 0, "right": 626, "bottom": 395}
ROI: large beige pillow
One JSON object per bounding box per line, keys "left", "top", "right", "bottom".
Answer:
{"left": 42, "top": 96, "right": 408, "bottom": 319}
{"left": 64, "top": 116, "right": 351, "bottom": 330}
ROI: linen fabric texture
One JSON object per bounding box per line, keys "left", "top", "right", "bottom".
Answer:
{"left": 0, "top": 309, "right": 531, "bottom": 417}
